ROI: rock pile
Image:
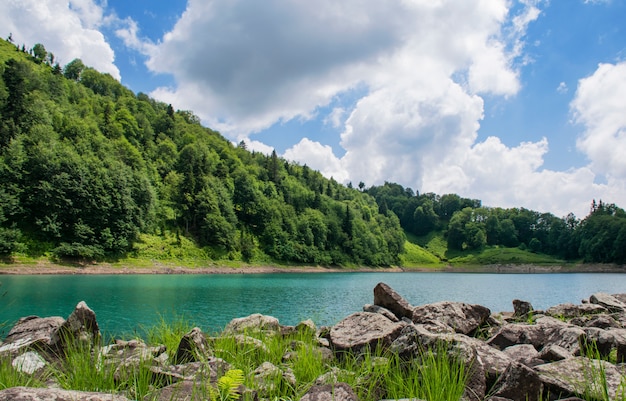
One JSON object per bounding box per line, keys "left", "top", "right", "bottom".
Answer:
{"left": 1, "top": 283, "right": 625, "bottom": 401}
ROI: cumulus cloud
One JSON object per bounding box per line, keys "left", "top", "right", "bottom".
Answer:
{"left": 0, "top": 0, "right": 121, "bottom": 79}
{"left": 572, "top": 62, "right": 626, "bottom": 179}
{"left": 143, "top": 0, "right": 529, "bottom": 136}
{"left": 283, "top": 138, "right": 349, "bottom": 182}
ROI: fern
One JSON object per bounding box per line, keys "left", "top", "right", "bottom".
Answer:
{"left": 210, "top": 369, "right": 245, "bottom": 401}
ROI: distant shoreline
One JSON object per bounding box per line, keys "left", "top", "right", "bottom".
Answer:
{"left": 0, "top": 260, "right": 623, "bottom": 275}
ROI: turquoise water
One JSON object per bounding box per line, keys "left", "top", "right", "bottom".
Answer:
{"left": 0, "top": 272, "right": 624, "bottom": 337}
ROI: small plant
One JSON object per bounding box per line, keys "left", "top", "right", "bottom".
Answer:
{"left": 578, "top": 341, "right": 626, "bottom": 401}
{"left": 209, "top": 369, "right": 245, "bottom": 401}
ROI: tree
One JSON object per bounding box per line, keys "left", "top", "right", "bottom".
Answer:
{"left": 32, "top": 43, "right": 47, "bottom": 63}
{"left": 63, "top": 59, "right": 85, "bottom": 81}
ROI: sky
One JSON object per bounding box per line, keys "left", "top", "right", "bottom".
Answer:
{"left": 1, "top": 0, "right": 625, "bottom": 219}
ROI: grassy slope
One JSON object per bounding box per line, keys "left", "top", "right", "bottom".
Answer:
{"left": 404, "top": 230, "right": 566, "bottom": 268}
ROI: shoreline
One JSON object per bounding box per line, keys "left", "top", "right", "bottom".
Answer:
{"left": 0, "top": 260, "right": 623, "bottom": 275}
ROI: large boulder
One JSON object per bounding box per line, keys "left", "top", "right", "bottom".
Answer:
{"left": 546, "top": 303, "right": 608, "bottom": 319}
{"left": 330, "top": 312, "right": 406, "bottom": 353}
{"left": 0, "top": 316, "right": 64, "bottom": 356}
{"left": 502, "top": 344, "right": 543, "bottom": 367}
{"left": 52, "top": 301, "right": 99, "bottom": 348}
{"left": 373, "top": 282, "right": 414, "bottom": 320}
{"left": 0, "top": 387, "right": 131, "bottom": 401}
{"left": 412, "top": 301, "right": 490, "bottom": 335}
{"left": 589, "top": 293, "right": 626, "bottom": 313}
{"left": 489, "top": 362, "right": 544, "bottom": 401}
{"left": 536, "top": 357, "right": 625, "bottom": 400}
{"left": 512, "top": 299, "right": 534, "bottom": 318}
{"left": 488, "top": 319, "right": 586, "bottom": 354}
{"left": 173, "top": 327, "right": 210, "bottom": 364}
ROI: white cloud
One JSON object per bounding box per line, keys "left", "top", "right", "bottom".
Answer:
{"left": 143, "top": 0, "right": 530, "bottom": 137}
{"left": 0, "top": 0, "right": 121, "bottom": 79}
{"left": 572, "top": 62, "right": 626, "bottom": 179}
{"left": 557, "top": 82, "right": 568, "bottom": 94}
{"left": 283, "top": 138, "right": 349, "bottom": 182}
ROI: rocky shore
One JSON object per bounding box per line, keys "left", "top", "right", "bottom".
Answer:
{"left": 0, "top": 260, "right": 623, "bottom": 275}
{"left": 1, "top": 283, "right": 625, "bottom": 400}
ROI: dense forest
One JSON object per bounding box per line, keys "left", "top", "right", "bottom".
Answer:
{"left": 0, "top": 38, "right": 624, "bottom": 266}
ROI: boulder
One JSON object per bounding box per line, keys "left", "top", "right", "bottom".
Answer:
{"left": 512, "top": 299, "right": 534, "bottom": 318}
{"left": 150, "top": 358, "right": 229, "bottom": 385}
{"left": 612, "top": 293, "right": 626, "bottom": 304}
{"left": 502, "top": 344, "right": 543, "bottom": 367}
{"left": 489, "top": 362, "right": 544, "bottom": 401}
{"left": 487, "top": 323, "right": 547, "bottom": 350}
{"left": 571, "top": 313, "right": 621, "bottom": 329}
{"left": 252, "top": 361, "right": 297, "bottom": 396}
{"left": 0, "top": 387, "right": 131, "bottom": 401}
{"left": 363, "top": 304, "right": 399, "bottom": 322}
{"left": 0, "top": 316, "right": 64, "bottom": 355}
{"left": 223, "top": 313, "right": 280, "bottom": 334}
{"left": 330, "top": 312, "right": 406, "bottom": 353}
{"left": 536, "top": 357, "right": 625, "bottom": 400}
{"left": 300, "top": 383, "right": 359, "bottom": 401}
{"left": 412, "top": 301, "right": 491, "bottom": 335}
{"left": 11, "top": 351, "right": 47, "bottom": 375}
{"left": 537, "top": 345, "right": 573, "bottom": 362}
{"left": 373, "top": 282, "right": 414, "bottom": 320}
{"left": 52, "top": 301, "right": 99, "bottom": 348}
{"left": 173, "top": 327, "right": 210, "bottom": 364}
{"left": 99, "top": 339, "right": 167, "bottom": 368}
{"left": 488, "top": 319, "right": 586, "bottom": 354}
{"left": 589, "top": 293, "right": 626, "bottom": 313}
{"left": 546, "top": 303, "right": 607, "bottom": 319}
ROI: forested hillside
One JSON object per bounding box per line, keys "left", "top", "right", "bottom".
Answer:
{"left": 367, "top": 183, "right": 626, "bottom": 264}
{"left": 0, "top": 38, "right": 624, "bottom": 267}
{"left": 0, "top": 39, "right": 404, "bottom": 266}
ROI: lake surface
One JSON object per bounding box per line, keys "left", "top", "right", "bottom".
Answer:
{"left": 1, "top": 272, "right": 624, "bottom": 337}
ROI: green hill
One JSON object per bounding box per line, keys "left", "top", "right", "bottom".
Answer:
{"left": 0, "top": 38, "right": 404, "bottom": 267}
{"left": 1, "top": 38, "right": 625, "bottom": 269}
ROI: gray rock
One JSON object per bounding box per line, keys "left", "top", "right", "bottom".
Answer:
{"left": 612, "top": 293, "right": 626, "bottom": 304}
{"left": 99, "top": 339, "right": 167, "bottom": 372}
{"left": 0, "top": 316, "right": 64, "bottom": 355}
{"left": 489, "top": 362, "right": 544, "bottom": 401}
{"left": 546, "top": 303, "right": 607, "bottom": 319}
{"left": 11, "top": 351, "right": 47, "bottom": 375}
{"left": 512, "top": 299, "right": 534, "bottom": 317}
{"left": 150, "top": 358, "right": 229, "bottom": 384}
{"left": 252, "top": 361, "right": 296, "bottom": 396}
{"left": 329, "top": 312, "right": 406, "bottom": 353}
{"left": 488, "top": 319, "right": 586, "bottom": 355}
{"left": 173, "top": 327, "right": 210, "bottom": 364}
{"left": 0, "top": 387, "right": 131, "bottom": 401}
{"left": 363, "top": 304, "right": 399, "bottom": 322}
{"left": 296, "top": 319, "right": 318, "bottom": 337}
{"left": 412, "top": 301, "right": 491, "bottom": 335}
{"left": 300, "top": 383, "right": 359, "bottom": 401}
{"left": 223, "top": 313, "right": 281, "bottom": 334}
{"left": 373, "top": 282, "right": 414, "bottom": 320}
{"left": 487, "top": 323, "right": 547, "bottom": 350}
{"left": 52, "top": 301, "right": 100, "bottom": 347}
{"left": 537, "top": 345, "right": 573, "bottom": 362}
{"left": 571, "top": 313, "right": 621, "bottom": 329}
{"left": 502, "top": 344, "right": 543, "bottom": 367}
{"left": 536, "top": 357, "right": 624, "bottom": 400}
{"left": 590, "top": 293, "right": 626, "bottom": 313}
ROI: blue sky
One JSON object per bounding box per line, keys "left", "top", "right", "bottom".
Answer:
{"left": 1, "top": 0, "right": 626, "bottom": 219}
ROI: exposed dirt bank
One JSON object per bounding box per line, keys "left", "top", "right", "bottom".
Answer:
{"left": 0, "top": 260, "right": 623, "bottom": 275}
